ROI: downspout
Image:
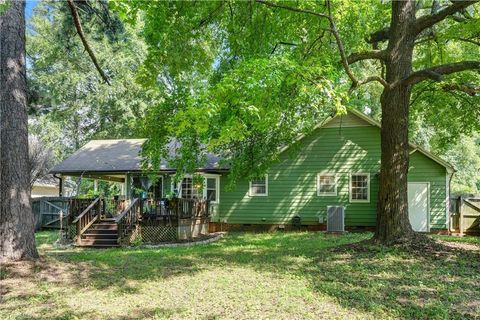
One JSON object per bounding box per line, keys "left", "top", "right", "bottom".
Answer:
{"left": 447, "top": 170, "right": 455, "bottom": 235}
{"left": 53, "top": 174, "right": 63, "bottom": 197}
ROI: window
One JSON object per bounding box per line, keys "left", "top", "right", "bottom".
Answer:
{"left": 317, "top": 174, "right": 337, "bottom": 196}
{"left": 181, "top": 177, "right": 202, "bottom": 199}
{"left": 205, "top": 176, "right": 219, "bottom": 203}
{"left": 172, "top": 175, "right": 220, "bottom": 203}
{"left": 131, "top": 176, "right": 163, "bottom": 199}
{"left": 249, "top": 175, "right": 268, "bottom": 196}
{"left": 350, "top": 173, "right": 370, "bottom": 202}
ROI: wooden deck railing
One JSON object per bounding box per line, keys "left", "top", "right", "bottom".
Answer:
{"left": 67, "top": 197, "right": 210, "bottom": 243}
{"left": 140, "top": 198, "right": 210, "bottom": 219}
{"left": 68, "top": 198, "right": 97, "bottom": 225}
{"left": 72, "top": 197, "right": 101, "bottom": 242}
{"left": 116, "top": 198, "right": 141, "bottom": 243}
{"left": 104, "top": 198, "right": 128, "bottom": 216}
{"left": 178, "top": 198, "right": 210, "bottom": 219}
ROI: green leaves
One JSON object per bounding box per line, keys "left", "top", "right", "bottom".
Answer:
{"left": 28, "top": 1, "right": 158, "bottom": 160}
{"left": 110, "top": 0, "right": 479, "bottom": 189}
{"left": 139, "top": 54, "right": 341, "bottom": 184}
{"left": 0, "top": 0, "right": 11, "bottom": 15}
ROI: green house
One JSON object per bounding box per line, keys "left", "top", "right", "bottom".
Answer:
{"left": 51, "top": 109, "right": 454, "bottom": 232}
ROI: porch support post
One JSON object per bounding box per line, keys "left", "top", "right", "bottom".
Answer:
{"left": 58, "top": 174, "right": 64, "bottom": 197}
{"left": 120, "top": 182, "right": 125, "bottom": 196}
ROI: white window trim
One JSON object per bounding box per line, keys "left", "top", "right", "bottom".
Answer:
{"left": 349, "top": 172, "right": 370, "bottom": 203}
{"left": 317, "top": 173, "right": 337, "bottom": 196}
{"left": 171, "top": 174, "right": 220, "bottom": 203}
{"left": 249, "top": 174, "right": 268, "bottom": 197}
{"left": 171, "top": 174, "right": 199, "bottom": 198}
{"left": 157, "top": 175, "right": 164, "bottom": 198}
{"left": 446, "top": 172, "right": 451, "bottom": 230}
{"left": 203, "top": 174, "right": 220, "bottom": 204}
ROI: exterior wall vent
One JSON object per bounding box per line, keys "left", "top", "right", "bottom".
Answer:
{"left": 326, "top": 206, "right": 345, "bottom": 232}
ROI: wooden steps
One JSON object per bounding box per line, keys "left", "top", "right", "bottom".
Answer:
{"left": 77, "top": 219, "right": 120, "bottom": 248}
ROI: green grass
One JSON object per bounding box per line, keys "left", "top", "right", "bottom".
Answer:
{"left": 1, "top": 231, "right": 479, "bottom": 320}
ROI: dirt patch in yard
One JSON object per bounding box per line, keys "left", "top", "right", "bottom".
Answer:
{"left": 331, "top": 233, "right": 480, "bottom": 259}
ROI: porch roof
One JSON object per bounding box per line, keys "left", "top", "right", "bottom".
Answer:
{"left": 50, "top": 139, "right": 226, "bottom": 175}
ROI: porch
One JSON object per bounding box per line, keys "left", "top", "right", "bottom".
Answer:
{"left": 65, "top": 197, "right": 211, "bottom": 247}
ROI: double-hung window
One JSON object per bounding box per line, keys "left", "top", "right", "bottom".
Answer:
{"left": 350, "top": 173, "right": 370, "bottom": 202}
{"left": 204, "top": 175, "right": 219, "bottom": 203}
{"left": 249, "top": 175, "right": 268, "bottom": 196}
{"left": 317, "top": 173, "right": 337, "bottom": 196}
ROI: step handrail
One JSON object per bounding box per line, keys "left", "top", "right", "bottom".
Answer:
{"left": 72, "top": 197, "right": 101, "bottom": 223}
{"left": 116, "top": 198, "right": 140, "bottom": 243}
{"left": 115, "top": 198, "right": 139, "bottom": 223}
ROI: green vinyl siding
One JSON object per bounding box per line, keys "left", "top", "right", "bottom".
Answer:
{"left": 217, "top": 119, "right": 448, "bottom": 229}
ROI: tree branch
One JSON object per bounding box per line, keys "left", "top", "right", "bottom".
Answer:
{"left": 256, "top": 0, "right": 389, "bottom": 91}
{"left": 66, "top": 0, "right": 111, "bottom": 85}
{"left": 413, "top": 0, "right": 478, "bottom": 36}
{"left": 404, "top": 61, "right": 480, "bottom": 86}
{"left": 271, "top": 41, "right": 298, "bottom": 54}
{"left": 442, "top": 83, "right": 479, "bottom": 96}
{"left": 367, "top": 27, "right": 390, "bottom": 44}
{"left": 196, "top": 2, "right": 224, "bottom": 29}
{"left": 346, "top": 50, "right": 386, "bottom": 64}
{"left": 452, "top": 37, "right": 480, "bottom": 47}
{"left": 346, "top": 76, "right": 390, "bottom": 93}
{"left": 255, "top": 0, "right": 329, "bottom": 19}
{"left": 303, "top": 30, "right": 327, "bottom": 59}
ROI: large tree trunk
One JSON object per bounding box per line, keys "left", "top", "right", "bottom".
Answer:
{"left": 0, "top": 0, "right": 38, "bottom": 261}
{"left": 375, "top": 0, "right": 416, "bottom": 243}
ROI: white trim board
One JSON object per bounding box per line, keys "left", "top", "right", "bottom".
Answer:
{"left": 249, "top": 174, "right": 269, "bottom": 197}
{"left": 349, "top": 172, "right": 370, "bottom": 203}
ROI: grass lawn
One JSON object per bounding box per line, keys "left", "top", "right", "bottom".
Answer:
{"left": 1, "top": 231, "right": 479, "bottom": 320}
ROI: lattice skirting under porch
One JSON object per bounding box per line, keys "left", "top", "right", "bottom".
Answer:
{"left": 138, "top": 220, "right": 177, "bottom": 243}
{"left": 67, "top": 224, "right": 77, "bottom": 240}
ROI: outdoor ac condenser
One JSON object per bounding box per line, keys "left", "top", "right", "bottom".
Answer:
{"left": 326, "top": 206, "right": 345, "bottom": 232}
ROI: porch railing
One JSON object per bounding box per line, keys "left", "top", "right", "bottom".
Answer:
{"left": 116, "top": 198, "right": 141, "bottom": 243}
{"left": 67, "top": 197, "right": 210, "bottom": 243}
{"left": 68, "top": 198, "right": 96, "bottom": 225}
{"left": 140, "top": 198, "right": 210, "bottom": 220}
{"left": 72, "top": 197, "right": 102, "bottom": 242}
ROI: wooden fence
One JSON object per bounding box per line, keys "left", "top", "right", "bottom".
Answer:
{"left": 32, "top": 197, "right": 70, "bottom": 231}
{"left": 450, "top": 196, "right": 480, "bottom": 235}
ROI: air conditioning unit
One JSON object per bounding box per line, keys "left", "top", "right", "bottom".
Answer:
{"left": 326, "top": 206, "right": 345, "bottom": 232}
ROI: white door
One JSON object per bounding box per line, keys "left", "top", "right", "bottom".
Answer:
{"left": 408, "top": 183, "right": 429, "bottom": 232}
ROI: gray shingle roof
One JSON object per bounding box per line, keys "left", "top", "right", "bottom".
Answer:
{"left": 50, "top": 139, "right": 226, "bottom": 174}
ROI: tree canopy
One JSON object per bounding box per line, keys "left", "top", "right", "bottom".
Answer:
{"left": 109, "top": 0, "right": 479, "bottom": 190}
{"left": 27, "top": 0, "right": 159, "bottom": 160}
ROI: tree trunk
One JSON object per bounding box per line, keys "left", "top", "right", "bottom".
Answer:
{"left": 0, "top": 0, "right": 39, "bottom": 261}
{"left": 375, "top": 0, "right": 416, "bottom": 243}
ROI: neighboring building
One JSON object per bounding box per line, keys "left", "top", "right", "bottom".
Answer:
{"left": 50, "top": 109, "right": 454, "bottom": 232}
{"left": 32, "top": 176, "right": 59, "bottom": 198}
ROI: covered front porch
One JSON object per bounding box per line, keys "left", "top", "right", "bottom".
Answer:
{"left": 49, "top": 139, "right": 226, "bottom": 246}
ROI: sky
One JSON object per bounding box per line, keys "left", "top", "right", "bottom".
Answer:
{"left": 26, "top": 0, "right": 38, "bottom": 20}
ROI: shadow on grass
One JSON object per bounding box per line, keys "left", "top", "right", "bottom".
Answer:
{"left": 5, "top": 231, "right": 480, "bottom": 319}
